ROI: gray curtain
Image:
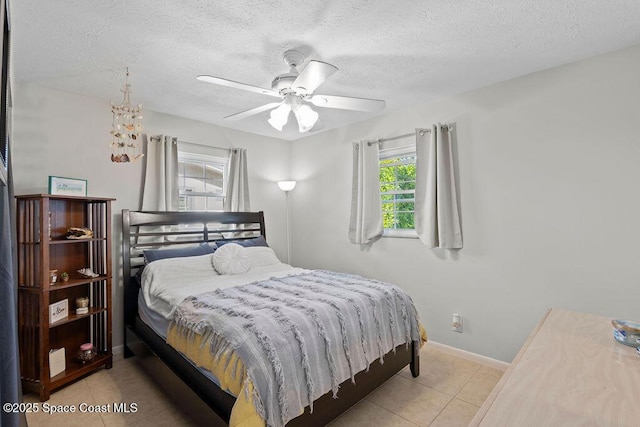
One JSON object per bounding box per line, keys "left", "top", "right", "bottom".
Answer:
{"left": 1, "top": 143, "right": 21, "bottom": 427}
{"left": 415, "top": 124, "right": 463, "bottom": 248}
{"left": 349, "top": 140, "right": 383, "bottom": 244}
{"left": 224, "top": 148, "right": 250, "bottom": 212}
{"left": 140, "top": 134, "right": 179, "bottom": 211}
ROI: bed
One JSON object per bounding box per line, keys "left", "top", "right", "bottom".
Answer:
{"left": 122, "top": 210, "right": 422, "bottom": 426}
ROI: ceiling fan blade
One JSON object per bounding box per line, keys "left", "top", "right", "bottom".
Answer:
{"left": 309, "top": 94, "right": 386, "bottom": 112}
{"left": 292, "top": 61, "right": 338, "bottom": 95}
{"left": 197, "top": 75, "right": 281, "bottom": 98}
{"left": 224, "top": 102, "right": 282, "bottom": 121}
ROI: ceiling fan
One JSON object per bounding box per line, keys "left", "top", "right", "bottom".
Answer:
{"left": 197, "top": 50, "right": 386, "bottom": 133}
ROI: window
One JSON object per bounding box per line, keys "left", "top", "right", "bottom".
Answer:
{"left": 178, "top": 152, "right": 227, "bottom": 211}
{"left": 379, "top": 145, "right": 417, "bottom": 236}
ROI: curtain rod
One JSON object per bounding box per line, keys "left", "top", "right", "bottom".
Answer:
{"left": 367, "top": 123, "right": 454, "bottom": 146}
{"left": 178, "top": 140, "right": 231, "bottom": 152}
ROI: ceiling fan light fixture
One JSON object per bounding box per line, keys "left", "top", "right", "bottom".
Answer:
{"left": 293, "top": 104, "right": 319, "bottom": 133}
{"left": 199, "top": 50, "right": 385, "bottom": 134}
{"left": 267, "top": 103, "right": 291, "bottom": 131}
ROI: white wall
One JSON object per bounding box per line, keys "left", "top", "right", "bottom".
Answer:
{"left": 11, "top": 83, "right": 291, "bottom": 350}
{"left": 289, "top": 45, "right": 640, "bottom": 362}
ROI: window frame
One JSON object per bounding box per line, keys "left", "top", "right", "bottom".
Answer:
{"left": 379, "top": 144, "right": 418, "bottom": 239}
{"left": 177, "top": 151, "right": 228, "bottom": 212}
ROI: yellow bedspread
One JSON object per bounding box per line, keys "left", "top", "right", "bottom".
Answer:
{"left": 167, "top": 323, "right": 427, "bottom": 427}
{"left": 167, "top": 324, "right": 261, "bottom": 426}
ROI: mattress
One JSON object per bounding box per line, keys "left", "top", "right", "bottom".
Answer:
{"left": 138, "top": 292, "right": 170, "bottom": 339}
{"left": 138, "top": 290, "right": 228, "bottom": 390}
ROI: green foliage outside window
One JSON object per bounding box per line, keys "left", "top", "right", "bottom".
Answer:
{"left": 380, "top": 155, "right": 416, "bottom": 229}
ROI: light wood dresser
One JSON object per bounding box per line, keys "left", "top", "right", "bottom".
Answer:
{"left": 470, "top": 308, "right": 639, "bottom": 426}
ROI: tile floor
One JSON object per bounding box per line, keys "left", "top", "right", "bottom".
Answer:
{"left": 23, "top": 343, "right": 504, "bottom": 426}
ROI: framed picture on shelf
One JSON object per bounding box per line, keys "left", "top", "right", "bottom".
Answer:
{"left": 49, "top": 299, "right": 69, "bottom": 324}
{"left": 48, "top": 176, "right": 87, "bottom": 196}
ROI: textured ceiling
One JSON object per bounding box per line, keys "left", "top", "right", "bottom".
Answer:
{"left": 10, "top": 0, "right": 640, "bottom": 141}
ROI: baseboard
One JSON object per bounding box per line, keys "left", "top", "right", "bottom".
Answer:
{"left": 115, "top": 341, "right": 508, "bottom": 369}
{"left": 427, "top": 341, "right": 509, "bottom": 371}
{"left": 113, "top": 345, "right": 124, "bottom": 361}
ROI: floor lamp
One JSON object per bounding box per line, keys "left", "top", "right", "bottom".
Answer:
{"left": 277, "top": 180, "right": 296, "bottom": 264}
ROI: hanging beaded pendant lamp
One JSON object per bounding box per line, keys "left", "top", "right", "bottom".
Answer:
{"left": 110, "top": 67, "right": 144, "bottom": 163}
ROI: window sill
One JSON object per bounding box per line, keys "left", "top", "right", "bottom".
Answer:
{"left": 382, "top": 229, "right": 418, "bottom": 239}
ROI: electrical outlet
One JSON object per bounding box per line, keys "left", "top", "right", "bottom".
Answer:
{"left": 452, "top": 313, "right": 463, "bottom": 333}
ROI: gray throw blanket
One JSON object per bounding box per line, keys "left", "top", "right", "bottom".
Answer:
{"left": 171, "top": 270, "right": 421, "bottom": 427}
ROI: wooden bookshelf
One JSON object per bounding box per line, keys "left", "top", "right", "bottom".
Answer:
{"left": 16, "top": 194, "right": 114, "bottom": 401}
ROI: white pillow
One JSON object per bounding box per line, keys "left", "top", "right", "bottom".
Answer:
{"left": 245, "top": 246, "right": 283, "bottom": 269}
{"left": 212, "top": 243, "right": 250, "bottom": 275}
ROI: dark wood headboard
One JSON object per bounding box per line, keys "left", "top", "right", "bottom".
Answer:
{"left": 121, "top": 210, "right": 266, "bottom": 326}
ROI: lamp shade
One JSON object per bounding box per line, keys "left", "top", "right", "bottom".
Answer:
{"left": 277, "top": 180, "right": 297, "bottom": 192}
{"left": 268, "top": 104, "right": 291, "bottom": 131}
{"left": 293, "top": 104, "right": 319, "bottom": 133}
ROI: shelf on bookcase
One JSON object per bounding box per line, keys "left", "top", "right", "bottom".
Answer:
{"left": 49, "top": 307, "right": 107, "bottom": 328}
{"left": 49, "top": 238, "right": 107, "bottom": 245}
{"left": 49, "top": 353, "right": 112, "bottom": 388}
{"left": 46, "top": 275, "right": 110, "bottom": 291}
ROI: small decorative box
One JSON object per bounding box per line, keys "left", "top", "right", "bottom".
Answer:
{"left": 75, "top": 297, "right": 89, "bottom": 315}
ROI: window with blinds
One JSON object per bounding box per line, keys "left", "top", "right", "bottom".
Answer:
{"left": 178, "top": 152, "right": 227, "bottom": 211}
{"left": 379, "top": 145, "right": 416, "bottom": 235}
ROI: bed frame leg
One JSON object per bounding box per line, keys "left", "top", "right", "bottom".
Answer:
{"left": 124, "top": 345, "right": 135, "bottom": 358}
{"left": 410, "top": 340, "right": 420, "bottom": 377}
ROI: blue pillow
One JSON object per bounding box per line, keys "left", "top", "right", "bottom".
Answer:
{"left": 216, "top": 235, "right": 268, "bottom": 248}
{"left": 143, "top": 244, "right": 215, "bottom": 264}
